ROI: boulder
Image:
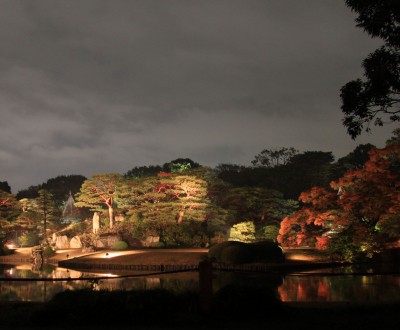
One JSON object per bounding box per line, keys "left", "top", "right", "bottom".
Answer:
{"left": 55, "top": 235, "right": 70, "bottom": 249}
{"left": 70, "top": 236, "right": 82, "bottom": 248}
{"left": 93, "top": 212, "right": 100, "bottom": 234}
{"left": 95, "top": 240, "right": 105, "bottom": 248}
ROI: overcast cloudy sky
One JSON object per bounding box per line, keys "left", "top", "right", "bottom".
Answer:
{"left": 0, "top": 0, "right": 395, "bottom": 193}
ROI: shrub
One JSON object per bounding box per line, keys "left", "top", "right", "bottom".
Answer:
{"left": 249, "top": 240, "right": 284, "bottom": 263}
{"left": 150, "top": 241, "right": 165, "bottom": 248}
{"left": 208, "top": 241, "right": 251, "bottom": 264}
{"left": 220, "top": 245, "right": 253, "bottom": 264}
{"left": 228, "top": 221, "right": 255, "bottom": 243}
{"left": 257, "top": 225, "right": 280, "bottom": 241}
{"left": 208, "top": 240, "right": 284, "bottom": 264}
{"left": 42, "top": 246, "right": 55, "bottom": 258}
{"left": 18, "top": 232, "right": 40, "bottom": 247}
{"left": 208, "top": 241, "right": 244, "bottom": 261}
{"left": 112, "top": 240, "right": 129, "bottom": 250}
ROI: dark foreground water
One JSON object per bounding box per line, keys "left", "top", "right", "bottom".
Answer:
{"left": 1, "top": 263, "right": 399, "bottom": 303}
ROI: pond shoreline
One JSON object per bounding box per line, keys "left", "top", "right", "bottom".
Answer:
{"left": 2, "top": 247, "right": 399, "bottom": 275}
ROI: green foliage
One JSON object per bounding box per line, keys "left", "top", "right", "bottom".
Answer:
{"left": 162, "top": 158, "right": 200, "bottom": 172}
{"left": 169, "top": 162, "right": 192, "bottom": 173}
{"left": 228, "top": 221, "right": 255, "bottom": 243}
{"left": 34, "top": 189, "right": 59, "bottom": 239}
{"left": 216, "top": 151, "right": 334, "bottom": 199}
{"left": 0, "top": 191, "right": 20, "bottom": 222}
{"left": 18, "top": 231, "right": 40, "bottom": 247}
{"left": 75, "top": 173, "right": 124, "bottom": 229}
{"left": 257, "top": 225, "right": 280, "bottom": 241}
{"left": 42, "top": 246, "right": 55, "bottom": 258}
{"left": 124, "top": 165, "right": 163, "bottom": 178}
{"left": 112, "top": 240, "right": 129, "bottom": 250}
{"left": 16, "top": 175, "right": 87, "bottom": 208}
{"left": 150, "top": 241, "right": 165, "bottom": 248}
{"left": 252, "top": 147, "right": 298, "bottom": 167}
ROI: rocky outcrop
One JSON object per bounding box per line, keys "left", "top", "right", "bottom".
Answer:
{"left": 55, "top": 235, "right": 70, "bottom": 249}
{"left": 70, "top": 236, "right": 82, "bottom": 248}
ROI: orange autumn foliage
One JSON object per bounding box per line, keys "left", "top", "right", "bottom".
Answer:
{"left": 278, "top": 145, "right": 400, "bottom": 250}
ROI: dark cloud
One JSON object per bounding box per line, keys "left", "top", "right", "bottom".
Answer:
{"left": 0, "top": 0, "right": 393, "bottom": 192}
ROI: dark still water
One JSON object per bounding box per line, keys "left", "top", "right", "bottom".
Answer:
{"left": 1, "top": 263, "right": 399, "bottom": 303}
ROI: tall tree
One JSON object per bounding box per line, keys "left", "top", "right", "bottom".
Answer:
{"left": 0, "top": 191, "right": 20, "bottom": 239}
{"left": 340, "top": 0, "right": 400, "bottom": 138}
{"left": 386, "top": 128, "right": 400, "bottom": 146}
{"left": 331, "top": 143, "right": 376, "bottom": 179}
{"left": 162, "top": 158, "right": 200, "bottom": 172}
{"left": 16, "top": 175, "right": 87, "bottom": 208}
{"left": 75, "top": 174, "right": 124, "bottom": 229}
{"left": 278, "top": 144, "right": 400, "bottom": 260}
{"left": 34, "top": 189, "right": 59, "bottom": 242}
{"left": 124, "top": 165, "right": 163, "bottom": 179}
{"left": 0, "top": 181, "right": 11, "bottom": 194}
{"left": 119, "top": 168, "right": 226, "bottom": 246}
{"left": 251, "top": 147, "right": 298, "bottom": 167}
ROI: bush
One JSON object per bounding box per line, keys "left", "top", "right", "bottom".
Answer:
{"left": 228, "top": 221, "right": 255, "bottom": 243}
{"left": 18, "top": 232, "right": 40, "bottom": 247}
{"left": 208, "top": 241, "right": 251, "bottom": 264}
{"left": 112, "top": 240, "right": 129, "bottom": 250}
{"left": 208, "top": 240, "right": 284, "bottom": 264}
{"left": 42, "top": 246, "right": 55, "bottom": 258}
{"left": 208, "top": 241, "right": 244, "bottom": 261}
{"left": 220, "top": 245, "right": 253, "bottom": 264}
{"left": 249, "top": 240, "right": 284, "bottom": 263}
{"left": 150, "top": 241, "right": 165, "bottom": 248}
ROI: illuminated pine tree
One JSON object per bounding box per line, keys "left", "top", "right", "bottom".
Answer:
{"left": 75, "top": 174, "right": 124, "bottom": 229}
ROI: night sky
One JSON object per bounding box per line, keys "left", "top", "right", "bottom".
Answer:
{"left": 0, "top": 0, "right": 394, "bottom": 193}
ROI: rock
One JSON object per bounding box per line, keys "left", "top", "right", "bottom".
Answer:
{"left": 55, "top": 235, "right": 70, "bottom": 249}
{"left": 93, "top": 212, "right": 100, "bottom": 234}
{"left": 95, "top": 240, "right": 105, "bottom": 248}
{"left": 97, "top": 234, "right": 119, "bottom": 248}
{"left": 70, "top": 236, "right": 82, "bottom": 248}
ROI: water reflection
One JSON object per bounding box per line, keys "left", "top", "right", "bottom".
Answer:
{"left": 1, "top": 263, "right": 400, "bottom": 303}
{"left": 0, "top": 263, "right": 199, "bottom": 302}
{"left": 279, "top": 274, "right": 400, "bottom": 302}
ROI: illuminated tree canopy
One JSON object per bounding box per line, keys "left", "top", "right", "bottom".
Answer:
{"left": 75, "top": 173, "right": 124, "bottom": 229}
{"left": 278, "top": 144, "right": 400, "bottom": 259}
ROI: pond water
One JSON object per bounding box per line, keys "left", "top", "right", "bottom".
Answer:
{"left": 1, "top": 263, "right": 399, "bottom": 304}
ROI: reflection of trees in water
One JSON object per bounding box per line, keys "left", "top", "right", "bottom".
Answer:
{"left": 0, "top": 284, "right": 20, "bottom": 301}
{"left": 278, "top": 275, "right": 400, "bottom": 302}
{"left": 213, "top": 272, "right": 282, "bottom": 293}
{"left": 2, "top": 264, "right": 399, "bottom": 303}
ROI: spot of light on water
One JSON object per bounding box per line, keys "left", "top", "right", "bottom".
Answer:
{"left": 99, "top": 273, "right": 118, "bottom": 277}
{"left": 100, "top": 252, "right": 126, "bottom": 259}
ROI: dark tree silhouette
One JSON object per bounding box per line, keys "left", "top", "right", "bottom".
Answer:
{"left": 340, "top": 0, "right": 400, "bottom": 138}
